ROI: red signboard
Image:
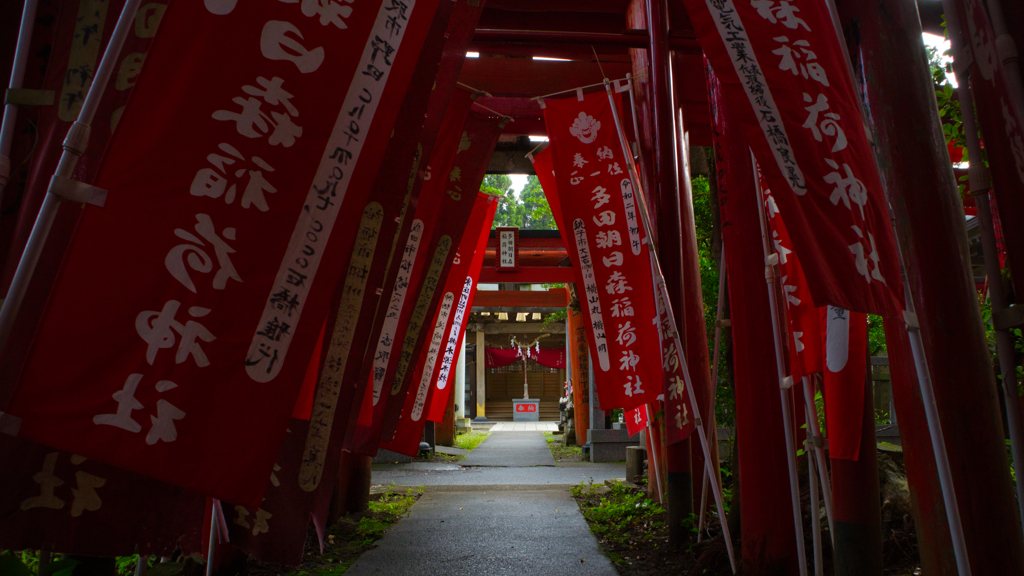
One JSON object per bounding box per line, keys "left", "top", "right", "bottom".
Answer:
{"left": 682, "top": 0, "right": 904, "bottom": 318}
{"left": 516, "top": 403, "right": 537, "bottom": 413}
{"left": 542, "top": 90, "right": 661, "bottom": 412}
{"left": 1, "top": 0, "right": 439, "bottom": 507}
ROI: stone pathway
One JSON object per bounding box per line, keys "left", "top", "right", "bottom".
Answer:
{"left": 488, "top": 421, "right": 559, "bottom": 432}
{"left": 345, "top": 486, "right": 618, "bottom": 576}
{"left": 460, "top": 431, "right": 555, "bottom": 467}
{"left": 359, "top": 430, "right": 623, "bottom": 575}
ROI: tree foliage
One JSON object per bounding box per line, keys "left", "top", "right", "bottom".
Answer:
{"left": 482, "top": 174, "right": 558, "bottom": 230}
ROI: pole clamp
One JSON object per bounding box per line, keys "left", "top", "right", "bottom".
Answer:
{"left": 63, "top": 121, "right": 92, "bottom": 157}
{"left": 968, "top": 161, "right": 992, "bottom": 193}
{"left": 809, "top": 434, "right": 824, "bottom": 448}
{"left": 715, "top": 318, "right": 731, "bottom": 328}
{"left": 997, "top": 34, "right": 1019, "bottom": 64}
{"left": 903, "top": 310, "right": 920, "bottom": 331}
{"left": 4, "top": 88, "right": 55, "bottom": 106}
{"left": 0, "top": 411, "right": 21, "bottom": 436}
{"left": 953, "top": 48, "right": 974, "bottom": 78}
{"left": 0, "top": 156, "right": 9, "bottom": 187}
{"left": 765, "top": 253, "right": 779, "bottom": 267}
{"left": 780, "top": 375, "right": 794, "bottom": 390}
{"left": 993, "top": 304, "right": 1024, "bottom": 331}
{"left": 48, "top": 175, "right": 108, "bottom": 207}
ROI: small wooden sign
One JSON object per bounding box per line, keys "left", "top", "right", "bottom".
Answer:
{"left": 496, "top": 226, "right": 519, "bottom": 272}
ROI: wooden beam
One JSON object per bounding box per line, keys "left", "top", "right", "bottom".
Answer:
{"left": 480, "top": 322, "right": 566, "bottom": 334}
{"left": 483, "top": 249, "right": 568, "bottom": 267}
{"left": 458, "top": 57, "right": 633, "bottom": 97}
{"left": 472, "top": 290, "right": 568, "bottom": 308}
{"left": 479, "top": 267, "right": 576, "bottom": 284}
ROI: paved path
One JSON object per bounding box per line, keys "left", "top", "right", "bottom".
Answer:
{"left": 488, "top": 422, "right": 559, "bottom": 432}
{"left": 460, "top": 431, "right": 556, "bottom": 467}
{"left": 360, "top": 431, "right": 622, "bottom": 575}
{"left": 345, "top": 486, "right": 618, "bottom": 576}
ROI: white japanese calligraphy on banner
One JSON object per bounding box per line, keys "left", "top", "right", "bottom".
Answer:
{"left": 371, "top": 220, "right": 424, "bottom": 404}
{"left": 247, "top": 0, "right": 420, "bottom": 382}
{"left": 411, "top": 291, "right": 454, "bottom": 421}
{"left": 436, "top": 277, "right": 473, "bottom": 392}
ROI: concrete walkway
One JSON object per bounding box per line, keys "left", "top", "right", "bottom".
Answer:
{"left": 358, "top": 430, "right": 623, "bottom": 575}
{"left": 460, "top": 431, "right": 556, "bottom": 467}
{"left": 488, "top": 422, "right": 559, "bottom": 431}
{"left": 345, "top": 486, "right": 618, "bottom": 576}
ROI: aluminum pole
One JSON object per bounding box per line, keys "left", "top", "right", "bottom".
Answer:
{"left": 0, "top": 0, "right": 144, "bottom": 361}
{"left": 0, "top": 0, "right": 39, "bottom": 202}
{"left": 752, "top": 153, "right": 808, "bottom": 576}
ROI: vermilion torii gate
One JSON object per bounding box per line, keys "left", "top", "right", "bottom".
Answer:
{"left": 1, "top": 0, "right": 1023, "bottom": 574}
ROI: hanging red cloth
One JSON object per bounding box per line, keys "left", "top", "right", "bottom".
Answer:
{"left": 484, "top": 347, "right": 522, "bottom": 368}
{"left": 533, "top": 349, "right": 566, "bottom": 369}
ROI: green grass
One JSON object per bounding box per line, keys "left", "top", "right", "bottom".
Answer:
{"left": 543, "top": 432, "right": 582, "bottom": 462}
{"left": 455, "top": 430, "right": 490, "bottom": 452}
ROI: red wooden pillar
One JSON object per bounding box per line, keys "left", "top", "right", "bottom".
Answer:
{"left": 644, "top": 0, "right": 693, "bottom": 545}
{"left": 714, "top": 85, "right": 799, "bottom": 574}
{"left": 672, "top": 52, "right": 717, "bottom": 518}
{"left": 837, "top": 0, "right": 1024, "bottom": 573}
{"left": 830, "top": 345, "right": 884, "bottom": 576}
{"left": 883, "top": 318, "right": 957, "bottom": 574}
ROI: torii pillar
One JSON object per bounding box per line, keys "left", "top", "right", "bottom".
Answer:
{"left": 837, "top": 0, "right": 1024, "bottom": 572}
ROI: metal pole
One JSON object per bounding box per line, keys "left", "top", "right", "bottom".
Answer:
{"left": 606, "top": 81, "right": 737, "bottom": 574}
{"left": 0, "top": 0, "right": 38, "bottom": 201}
{"left": 697, "top": 248, "right": 726, "bottom": 540}
{"left": 646, "top": 412, "right": 664, "bottom": 502}
{"left": 826, "top": 1, "right": 974, "bottom": 571}
{"left": 0, "top": 0, "right": 144, "bottom": 360}
{"left": 949, "top": 42, "right": 1024, "bottom": 534}
{"left": 806, "top": 409, "right": 823, "bottom": 576}
{"left": 752, "top": 154, "right": 808, "bottom": 576}
{"left": 134, "top": 556, "right": 148, "bottom": 576}
{"left": 802, "top": 376, "right": 834, "bottom": 538}
{"left": 984, "top": 0, "right": 1024, "bottom": 120}
{"left": 205, "top": 499, "right": 219, "bottom": 576}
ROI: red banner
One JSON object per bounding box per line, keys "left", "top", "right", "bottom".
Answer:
{"left": 226, "top": 418, "right": 313, "bottom": 565}
{"left": 0, "top": 435, "right": 204, "bottom": 557}
{"left": 382, "top": 193, "right": 494, "bottom": 455}
{"left": 626, "top": 403, "right": 651, "bottom": 438}
{"left": 425, "top": 196, "right": 498, "bottom": 423}
{"left": 821, "top": 306, "right": 867, "bottom": 461}
{"left": 947, "top": 0, "right": 1024, "bottom": 293}
{"left": 2, "top": 0, "right": 439, "bottom": 507}
{"left": 542, "top": 90, "right": 660, "bottom": 411}
{"left": 756, "top": 165, "right": 823, "bottom": 381}
{"left": 349, "top": 109, "right": 505, "bottom": 454}
{"left": 683, "top": 0, "right": 904, "bottom": 318}
{"left": 0, "top": 0, "right": 172, "bottom": 396}
{"left": 529, "top": 146, "right": 565, "bottom": 232}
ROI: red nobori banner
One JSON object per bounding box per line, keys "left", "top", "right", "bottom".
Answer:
{"left": 0, "top": 434, "right": 204, "bottom": 557}
{"left": 383, "top": 193, "right": 495, "bottom": 455}
{"left": 948, "top": 0, "right": 1024, "bottom": 293}
{"left": 426, "top": 196, "right": 497, "bottom": 423}
{"left": 542, "top": 90, "right": 660, "bottom": 411}
{"left": 2, "top": 0, "right": 438, "bottom": 506}
{"left": 683, "top": 0, "right": 904, "bottom": 318}
{"left": 658, "top": 282, "right": 698, "bottom": 444}
{"left": 821, "top": 306, "right": 867, "bottom": 461}
{"left": 757, "top": 165, "right": 822, "bottom": 381}
{"left": 625, "top": 403, "right": 650, "bottom": 438}
{"left": 351, "top": 109, "right": 505, "bottom": 454}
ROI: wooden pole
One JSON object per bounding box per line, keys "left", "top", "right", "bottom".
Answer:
{"left": 837, "top": 0, "right": 1024, "bottom": 572}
